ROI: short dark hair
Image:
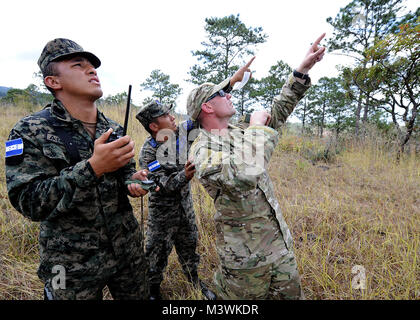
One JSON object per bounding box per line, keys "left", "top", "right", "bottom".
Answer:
{"left": 146, "top": 118, "right": 159, "bottom": 135}
{"left": 42, "top": 61, "right": 59, "bottom": 96}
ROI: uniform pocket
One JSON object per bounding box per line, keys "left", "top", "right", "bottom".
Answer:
{"left": 42, "top": 143, "right": 70, "bottom": 171}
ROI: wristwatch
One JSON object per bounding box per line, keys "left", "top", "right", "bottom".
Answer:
{"left": 293, "top": 70, "right": 310, "bottom": 85}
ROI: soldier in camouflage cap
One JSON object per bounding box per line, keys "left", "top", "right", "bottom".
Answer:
{"left": 136, "top": 100, "right": 174, "bottom": 129}
{"left": 136, "top": 100, "right": 216, "bottom": 300}
{"left": 38, "top": 38, "right": 101, "bottom": 74}
{"left": 188, "top": 34, "right": 326, "bottom": 299}
{"left": 5, "top": 38, "right": 152, "bottom": 300}
{"left": 187, "top": 78, "right": 231, "bottom": 121}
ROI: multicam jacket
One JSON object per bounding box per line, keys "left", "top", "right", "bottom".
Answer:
{"left": 5, "top": 100, "right": 144, "bottom": 281}
{"left": 190, "top": 73, "right": 310, "bottom": 269}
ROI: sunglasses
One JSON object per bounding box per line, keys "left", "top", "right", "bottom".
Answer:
{"left": 205, "top": 90, "right": 226, "bottom": 103}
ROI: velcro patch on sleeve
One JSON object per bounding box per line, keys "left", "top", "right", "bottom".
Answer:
{"left": 5, "top": 138, "right": 24, "bottom": 157}
{"left": 147, "top": 160, "right": 161, "bottom": 172}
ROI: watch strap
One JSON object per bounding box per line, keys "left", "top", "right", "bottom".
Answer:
{"left": 293, "top": 70, "right": 310, "bottom": 85}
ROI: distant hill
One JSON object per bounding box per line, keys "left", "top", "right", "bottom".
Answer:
{"left": 0, "top": 86, "right": 12, "bottom": 97}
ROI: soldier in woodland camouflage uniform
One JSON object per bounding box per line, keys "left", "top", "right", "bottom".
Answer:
{"left": 5, "top": 38, "right": 152, "bottom": 300}
{"left": 188, "top": 34, "right": 326, "bottom": 299}
{"left": 136, "top": 102, "right": 216, "bottom": 300}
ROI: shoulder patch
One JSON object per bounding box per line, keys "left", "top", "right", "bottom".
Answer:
{"left": 148, "top": 138, "right": 158, "bottom": 148}
{"left": 5, "top": 138, "right": 24, "bottom": 166}
{"left": 182, "top": 120, "right": 194, "bottom": 131}
{"left": 147, "top": 160, "right": 161, "bottom": 172}
{"left": 5, "top": 138, "right": 24, "bottom": 158}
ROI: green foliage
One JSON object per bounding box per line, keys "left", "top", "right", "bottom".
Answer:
{"left": 232, "top": 76, "right": 259, "bottom": 116}
{"left": 0, "top": 84, "right": 53, "bottom": 111}
{"left": 140, "top": 69, "right": 182, "bottom": 107}
{"left": 99, "top": 92, "right": 128, "bottom": 106}
{"left": 326, "top": 0, "right": 405, "bottom": 60}
{"left": 347, "top": 18, "right": 419, "bottom": 147}
{"left": 188, "top": 14, "right": 267, "bottom": 85}
{"left": 301, "top": 77, "right": 354, "bottom": 137}
{"left": 365, "top": 109, "right": 395, "bottom": 133}
{"left": 250, "top": 60, "right": 292, "bottom": 110}
{"left": 294, "top": 86, "right": 317, "bottom": 133}
{"left": 326, "top": 0, "right": 409, "bottom": 133}
{"left": 188, "top": 14, "right": 267, "bottom": 115}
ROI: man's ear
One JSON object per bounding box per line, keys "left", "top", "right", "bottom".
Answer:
{"left": 201, "top": 102, "right": 213, "bottom": 115}
{"left": 44, "top": 76, "right": 62, "bottom": 91}
{"left": 149, "top": 122, "right": 159, "bottom": 133}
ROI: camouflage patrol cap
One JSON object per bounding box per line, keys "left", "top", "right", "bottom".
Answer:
{"left": 38, "top": 38, "right": 101, "bottom": 74}
{"left": 136, "top": 101, "right": 174, "bottom": 130}
{"left": 186, "top": 78, "right": 231, "bottom": 121}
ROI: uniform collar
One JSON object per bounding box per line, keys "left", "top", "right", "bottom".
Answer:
{"left": 50, "top": 99, "right": 73, "bottom": 123}
{"left": 50, "top": 99, "right": 109, "bottom": 127}
{"left": 199, "top": 123, "right": 241, "bottom": 137}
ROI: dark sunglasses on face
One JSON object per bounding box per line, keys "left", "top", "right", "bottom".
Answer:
{"left": 205, "top": 90, "right": 226, "bottom": 103}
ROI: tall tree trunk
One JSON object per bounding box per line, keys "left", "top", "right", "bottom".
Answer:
{"left": 301, "top": 98, "right": 307, "bottom": 134}
{"left": 363, "top": 94, "right": 370, "bottom": 124}
{"left": 336, "top": 117, "right": 341, "bottom": 139}
{"left": 320, "top": 101, "right": 326, "bottom": 138}
{"left": 355, "top": 59, "right": 368, "bottom": 136}
{"left": 355, "top": 89, "right": 363, "bottom": 136}
{"left": 398, "top": 103, "right": 418, "bottom": 161}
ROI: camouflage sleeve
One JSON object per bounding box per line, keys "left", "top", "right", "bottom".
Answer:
{"left": 139, "top": 143, "right": 188, "bottom": 194}
{"left": 191, "top": 127, "right": 279, "bottom": 194}
{"left": 6, "top": 126, "right": 102, "bottom": 222}
{"left": 268, "top": 72, "right": 310, "bottom": 130}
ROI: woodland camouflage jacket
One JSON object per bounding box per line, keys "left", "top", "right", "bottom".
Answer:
{"left": 5, "top": 100, "right": 144, "bottom": 281}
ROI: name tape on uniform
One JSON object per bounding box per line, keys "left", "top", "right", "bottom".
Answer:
{"left": 148, "top": 160, "right": 161, "bottom": 172}
{"left": 5, "top": 138, "right": 24, "bottom": 157}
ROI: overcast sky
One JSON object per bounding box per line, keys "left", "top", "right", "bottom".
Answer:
{"left": 0, "top": 0, "right": 418, "bottom": 114}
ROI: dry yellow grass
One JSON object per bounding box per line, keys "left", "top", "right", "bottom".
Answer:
{"left": 0, "top": 104, "right": 418, "bottom": 300}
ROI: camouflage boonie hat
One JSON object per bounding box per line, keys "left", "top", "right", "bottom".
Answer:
{"left": 136, "top": 101, "right": 174, "bottom": 130}
{"left": 38, "top": 38, "right": 101, "bottom": 74}
{"left": 186, "top": 78, "right": 230, "bottom": 121}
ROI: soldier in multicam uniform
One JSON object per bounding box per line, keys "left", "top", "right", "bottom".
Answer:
{"left": 5, "top": 38, "right": 153, "bottom": 300}
{"left": 188, "top": 34, "right": 326, "bottom": 299}
{"left": 136, "top": 101, "right": 216, "bottom": 300}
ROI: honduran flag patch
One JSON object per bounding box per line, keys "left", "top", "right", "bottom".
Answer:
{"left": 5, "top": 138, "right": 24, "bottom": 158}
{"left": 147, "top": 160, "right": 161, "bottom": 172}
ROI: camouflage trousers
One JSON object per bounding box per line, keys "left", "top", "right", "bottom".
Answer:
{"left": 214, "top": 250, "right": 305, "bottom": 300}
{"left": 145, "top": 206, "right": 200, "bottom": 286}
{"left": 44, "top": 248, "right": 149, "bottom": 300}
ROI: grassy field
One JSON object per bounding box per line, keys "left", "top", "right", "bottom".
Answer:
{"left": 0, "top": 104, "right": 418, "bottom": 300}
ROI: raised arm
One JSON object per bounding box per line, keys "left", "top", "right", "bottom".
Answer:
{"left": 268, "top": 33, "right": 326, "bottom": 129}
